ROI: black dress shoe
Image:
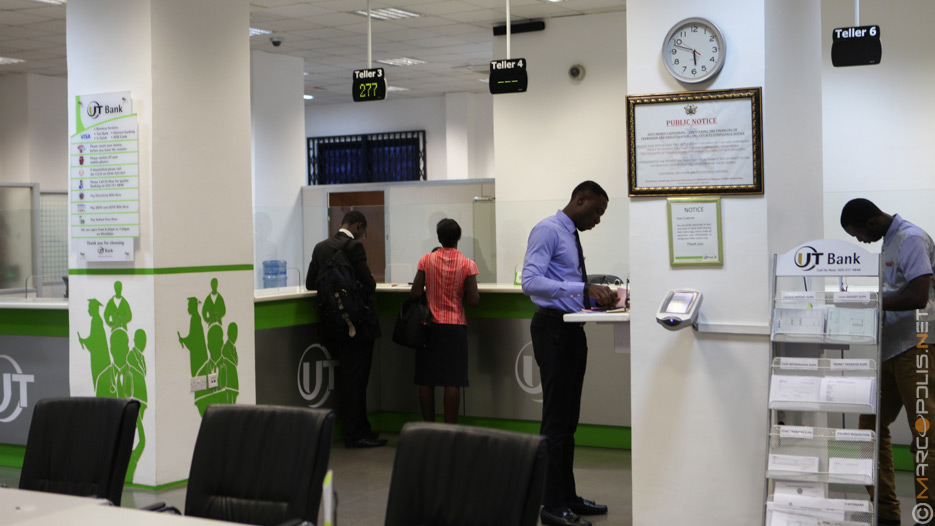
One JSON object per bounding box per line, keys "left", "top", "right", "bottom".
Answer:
{"left": 346, "top": 437, "right": 387, "bottom": 448}
{"left": 366, "top": 430, "right": 380, "bottom": 440}
{"left": 540, "top": 508, "right": 592, "bottom": 526}
{"left": 568, "top": 498, "right": 608, "bottom": 516}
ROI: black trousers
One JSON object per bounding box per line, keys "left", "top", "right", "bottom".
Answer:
{"left": 530, "top": 309, "right": 588, "bottom": 510}
{"left": 326, "top": 335, "right": 375, "bottom": 444}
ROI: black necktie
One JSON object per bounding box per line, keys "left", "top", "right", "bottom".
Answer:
{"left": 574, "top": 230, "right": 591, "bottom": 308}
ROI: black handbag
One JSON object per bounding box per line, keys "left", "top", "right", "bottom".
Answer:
{"left": 392, "top": 296, "right": 432, "bottom": 350}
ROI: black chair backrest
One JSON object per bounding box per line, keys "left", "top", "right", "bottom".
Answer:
{"left": 385, "top": 422, "right": 548, "bottom": 526}
{"left": 19, "top": 397, "right": 140, "bottom": 506}
{"left": 185, "top": 404, "right": 335, "bottom": 526}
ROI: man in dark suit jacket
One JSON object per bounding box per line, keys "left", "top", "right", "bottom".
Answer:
{"left": 306, "top": 211, "right": 386, "bottom": 448}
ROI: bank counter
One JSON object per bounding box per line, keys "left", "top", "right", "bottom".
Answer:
{"left": 0, "top": 285, "right": 631, "bottom": 455}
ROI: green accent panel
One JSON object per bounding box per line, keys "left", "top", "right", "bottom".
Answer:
{"left": 372, "top": 290, "right": 537, "bottom": 319}
{"left": 255, "top": 298, "right": 319, "bottom": 329}
{"left": 368, "top": 411, "right": 632, "bottom": 449}
{"left": 125, "top": 479, "right": 188, "bottom": 491}
{"left": 893, "top": 444, "right": 914, "bottom": 472}
{"left": 69, "top": 264, "right": 253, "bottom": 276}
{"left": 0, "top": 309, "right": 68, "bottom": 337}
{"left": 372, "top": 291, "right": 408, "bottom": 316}
{"left": 0, "top": 444, "right": 25, "bottom": 468}
{"left": 466, "top": 293, "right": 537, "bottom": 319}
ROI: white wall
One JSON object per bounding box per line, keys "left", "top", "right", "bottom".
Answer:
{"left": 626, "top": 1, "right": 823, "bottom": 524}
{"left": 493, "top": 12, "right": 629, "bottom": 284}
{"left": 821, "top": 0, "right": 935, "bottom": 243}
{"left": 304, "top": 92, "right": 494, "bottom": 181}
{"left": 821, "top": 0, "right": 935, "bottom": 447}
{"left": 0, "top": 73, "right": 67, "bottom": 191}
{"left": 251, "top": 50, "right": 307, "bottom": 288}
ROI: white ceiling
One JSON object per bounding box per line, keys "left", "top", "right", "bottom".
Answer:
{"left": 0, "top": 0, "right": 626, "bottom": 104}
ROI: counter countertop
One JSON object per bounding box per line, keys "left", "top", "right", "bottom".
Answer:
{"left": 253, "top": 283, "right": 524, "bottom": 302}
{"left": 0, "top": 296, "right": 68, "bottom": 310}
{"left": 0, "top": 284, "right": 527, "bottom": 308}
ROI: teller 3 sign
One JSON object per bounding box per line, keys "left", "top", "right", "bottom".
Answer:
{"left": 662, "top": 17, "right": 725, "bottom": 84}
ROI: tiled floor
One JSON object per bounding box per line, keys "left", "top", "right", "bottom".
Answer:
{"left": 0, "top": 437, "right": 924, "bottom": 525}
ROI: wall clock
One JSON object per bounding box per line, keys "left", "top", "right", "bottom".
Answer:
{"left": 662, "top": 17, "right": 725, "bottom": 83}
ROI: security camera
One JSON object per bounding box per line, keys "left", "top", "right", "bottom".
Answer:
{"left": 270, "top": 37, "right": 283, "bottom": 47}
{"left": 568, "top": 64, "right": 585, "bottom": 81}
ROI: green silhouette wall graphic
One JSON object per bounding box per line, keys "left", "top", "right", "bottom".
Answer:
{"left": 77, "top": 280, "right": 148, "bottom": 482}
{"left": 178, "top": 278, "right": 239, "bottom": 416}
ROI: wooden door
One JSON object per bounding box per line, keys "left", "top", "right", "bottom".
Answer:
{"left": 328, "top": 191, "right": 385, "bottom": 283}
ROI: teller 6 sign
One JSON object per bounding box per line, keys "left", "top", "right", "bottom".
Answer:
{"left": 352, "top": 68, "right": 386, "bottom": 102}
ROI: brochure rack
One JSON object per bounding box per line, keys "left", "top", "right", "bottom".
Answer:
{"left": 765, "top": 240, "right": 882, "bottom": 526}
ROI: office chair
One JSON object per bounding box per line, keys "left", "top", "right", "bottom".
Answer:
{"left": 184, "top": 404, "right": 335, "bottom": 526}
{"left": 19, "top": 396, "right": 140, "bottom": 506}
{"left": 384, "top": 422, "right": 548, "bottom": 526}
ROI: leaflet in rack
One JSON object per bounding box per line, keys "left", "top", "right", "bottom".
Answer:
{"left": 769, "top": 375, "right": 876, "bottom": 412}
{"left": 772, "top": 307, "right": 877, "bottom": 342}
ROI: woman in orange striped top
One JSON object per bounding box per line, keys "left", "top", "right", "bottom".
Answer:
{"left": 409, "top": 218, "right": 480, "bottom": 424}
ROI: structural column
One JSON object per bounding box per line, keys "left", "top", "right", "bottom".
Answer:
{"left": 66, "top": 0, "right": 255, "bottom": 486}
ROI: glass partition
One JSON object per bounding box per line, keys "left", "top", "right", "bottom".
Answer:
{"left": 257, "top": 183, "right": 641, "bottom": 291}
{"left": 0, "top": 184, "right": 40, "bottom": 296}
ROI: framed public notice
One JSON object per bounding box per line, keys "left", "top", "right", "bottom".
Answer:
{"left": 667, "top": 197, "right": 723, "bottom": 266}
{"left": 627, "top": 87, "right": 763, "bottom": 197}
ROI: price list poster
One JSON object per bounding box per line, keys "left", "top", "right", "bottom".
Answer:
{"left": 70, "top": 92, "right": 139, "bottom": 262}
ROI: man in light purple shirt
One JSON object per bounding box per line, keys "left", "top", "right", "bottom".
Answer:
{"left": 842, "top": 198, "right": 934, "bottom": 526}
{"left": 522, "top": 181, "right": 617, "bottom": 526}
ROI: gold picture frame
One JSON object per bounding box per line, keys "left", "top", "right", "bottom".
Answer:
{"left": 626, "top": 87, "right": 763, "bottom": 197}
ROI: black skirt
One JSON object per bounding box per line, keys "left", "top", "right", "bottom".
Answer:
{"left": 414, "top": 323, "right": 468, "bottom": 387}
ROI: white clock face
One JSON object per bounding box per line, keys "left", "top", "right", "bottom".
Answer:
{"left": 663, "top": 18, "right": 725, "bottom": 83}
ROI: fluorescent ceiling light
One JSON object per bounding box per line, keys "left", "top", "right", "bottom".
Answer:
{"left": 354, "top": 8, "right": 422, "bottom": 20}
{"left": 386, "top": 86, "right": 409, "bottom": 92}
{"left": 30, "top": 0, "right": 66, "bottom": 4}
{"left": 0, "top": 57, "right": 25, "bottom": 65}
{"left": 249, "top": 27, "right": 272, "bottom": 36}
{"left": 377, "top": 57, "right": 426, "bottom": 67}
{"left": 303, "top": 94, "right": 314, "bottom": 100}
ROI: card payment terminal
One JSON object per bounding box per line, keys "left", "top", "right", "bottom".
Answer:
{"left": 656, "top": 289, "right": 703, "bottom": 330}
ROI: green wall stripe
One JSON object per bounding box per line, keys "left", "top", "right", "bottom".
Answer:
{"left": 69, "top": 264, "right": 253, "bottom": 276}
{"left": 368, "top": 411, "right": 632, "bottom": 450}
{"left": 0, "top": 309, "right": 68, "bottom": 337}
{"left": 372, "top": 291, "right": 536, "bottom": 319}
{"left": 256, "top": 290, "right": 538, "bottom": 329}
{"left": 125, "top": 479, "right": 188, "bottom": 491}
{"left": 255, "top": 298, "right": 319, "bottom": 329}
{"left": 893, "top": 444, "right": 913, "bottom": 472}
{"left": 0, "top": 444, "right": 25, "bottom": 468}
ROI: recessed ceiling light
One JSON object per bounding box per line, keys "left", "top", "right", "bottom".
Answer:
{"left": 249, "top": 27, "right": 272, "bottom": 36}
{"left": 0, "top": 57, "right": 25, "bottom": 65}
{"left": 377, "top": 57, "right": 426, "bottom": 67}
{"left": 386, "top": 86, "right": 409, "bottom": 92}
{"left": 354, "top": 8, "right": 422, "bottom": 20}
{"left": 303, "top": 94, "right": 314, "bottom": 100}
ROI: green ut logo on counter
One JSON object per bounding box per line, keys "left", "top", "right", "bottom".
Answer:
{"left": 178, "top": 278, "right": 239, "bottom": 416}
{"left": 77, "top": 280, "right": 147, "bottom": 481}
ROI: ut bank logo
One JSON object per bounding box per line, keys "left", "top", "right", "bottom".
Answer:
{"left": 0, "top": 355, "right": 36, "bottom": 423}
{"left": 515, "top": 343, "right": 542, "bottom": 403}
{"left": 794, "top": 246, "right": 824, "bottom": 271}
{"left": 87, "top": 101, "right": 103, "bottom": 120}
{"left": 296, "top": 344, "right": 338, "bottom": 408}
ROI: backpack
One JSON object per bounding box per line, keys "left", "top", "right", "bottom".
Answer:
{"left": 316, "top": 239, "right": 366, "bottom": 338}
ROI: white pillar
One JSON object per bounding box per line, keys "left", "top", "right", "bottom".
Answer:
{"left": 66, "top": 0, "right": 256, "bottom": 487}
